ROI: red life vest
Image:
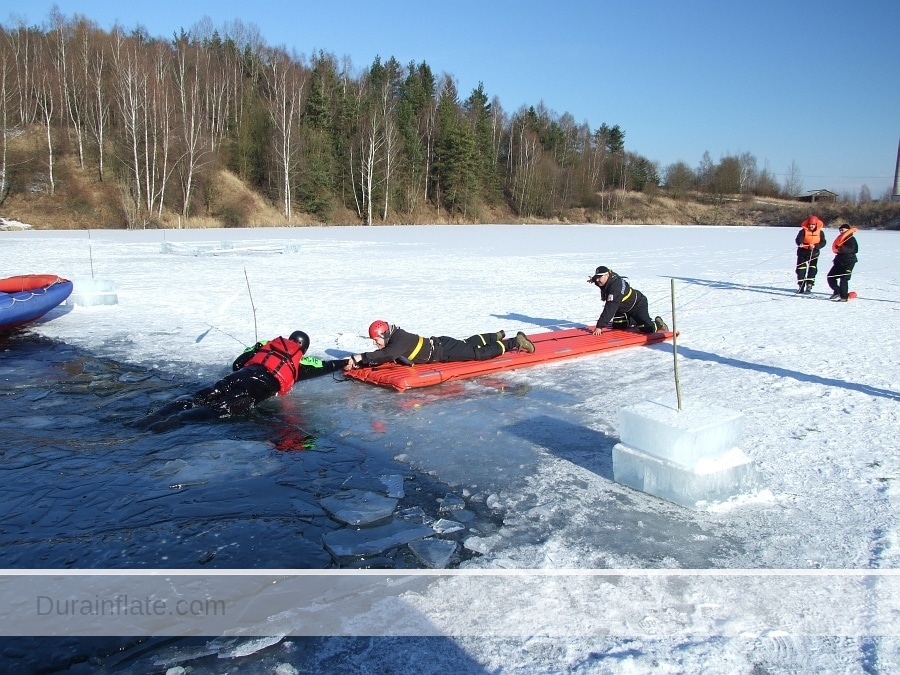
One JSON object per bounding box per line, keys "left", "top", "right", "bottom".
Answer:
{"left": 243, "top": 336, "right": 304, "bottom": 396}
{"left": 799, "top": 217, "right": 823, "bottom": 248}
{"left": 832, "top": 227, "right": 858, "bottom": 254}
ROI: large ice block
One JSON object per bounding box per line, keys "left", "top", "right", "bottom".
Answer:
{"left": 66, "top": 278, "right": 118, "bottom": 306}
{"left": 612, "top": 443, "right": 757, "bottom": 509}
{"left": 618, "top": 398, "right": 743, "bottom": 464}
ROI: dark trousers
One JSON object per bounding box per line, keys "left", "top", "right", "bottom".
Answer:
{"left": 796, "top": 249, "right": 820, "bottom": 285}
{"left": 436, "top": 333, "right": 508, "bottom": 362}
{"left": 134, "top": 365, "right": 279, "bottom": 431}
{"left": 827, "top": 262, "right": 855, "bottom": 299}
{"left": 617, "top": 295, "right": 656, "bottom": 333}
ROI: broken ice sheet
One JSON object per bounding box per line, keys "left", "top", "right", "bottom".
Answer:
{"left": 439, "top": 493, "right": 465, "bottom": 511}
{"left": 432, "top": 518, "right": 464, "bottom": 534}
{"left": 323, "top": 519, "right": 434, "bottom": 557}
{"left": 320, "top": 489, "right": 397, "bottom": 526}
{"left": 379, "top": 474, "right": 405, "bottom": 498}
{"left": 409, "top": 538, "right": 457, "bottom": 569}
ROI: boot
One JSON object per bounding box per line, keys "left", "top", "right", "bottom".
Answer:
{"left": 804, "top": 282, "right": 813, "bottom": 294}
{"left": 797, "top": 283, "right": 805, "bottom": 294}
{"left": 495, "top": 330, "right": 505, "bottom": 341}
{"left": 515, "top": 331, "right": 535, "bottom": 353}
{"left": 829, "top": 293, "right": 840, "bottom": 300}
{"left": 654, "top": 316, "right": 669, "bottom": 332}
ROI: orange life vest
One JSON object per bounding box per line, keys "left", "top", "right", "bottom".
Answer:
{"left": 799, "top": 217, "right": 823, "bottom": 248}
{"left": 243, "top": 336, "right": 304, "bottom": 396}
{"left": 832, "top": 227, "right": 858, "bottom": 254}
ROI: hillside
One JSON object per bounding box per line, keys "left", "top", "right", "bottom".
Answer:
{"left": 2, "top": 130, "right": 899, "bottom": 231}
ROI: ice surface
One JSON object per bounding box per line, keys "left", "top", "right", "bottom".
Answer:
{"left": 378, "top": 474, "right": 405, "bottom": 498}
{"left": 322, "top": 519, "right": 434, "bottom": 557}
{"left": 408, "top": 538, "right": 457, "bottom": 568}
{"left": 618, "top": 398, "right": 744, "bottom": 464}
{"left": 66, "top": 278, "right": 118, "bottom": 306}
{"left": 612, "top": 442, "right": 758, "bottom": 509}
{"left": 149, "top": 439, "right": 281, "bottom": 485}
{"left": 319, "top": 489, "right": 398, "bottom": 525}
{"left": 432, "top": 518, "right": 465, "bottom": 534}
{"left": 439, "top": 494, "right": 466, "bottom": 511}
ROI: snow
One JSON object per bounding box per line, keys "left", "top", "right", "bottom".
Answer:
{"left": 2, "top": 223, "right": 899, "bottom": 671}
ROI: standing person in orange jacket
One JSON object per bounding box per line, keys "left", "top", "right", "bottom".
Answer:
{"left": 795, "top": 215, "right": 827, "bottom": 294}
{"left": 827, "top": 223, "right": 859, "bottom": 302}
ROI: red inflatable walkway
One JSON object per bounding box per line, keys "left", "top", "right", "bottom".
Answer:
{"left": 345, "top": 326, "right": 674, "bottom": 391}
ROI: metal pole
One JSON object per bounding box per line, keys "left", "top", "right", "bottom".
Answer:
{"left": 671, "top": 278, "right": 682, "bottom": 411}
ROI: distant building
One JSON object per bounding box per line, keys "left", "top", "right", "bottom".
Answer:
{"left": 797, "top": 189, "right": 838, "bottom": 204}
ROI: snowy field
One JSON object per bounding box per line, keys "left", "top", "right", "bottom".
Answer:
{"left": 2, "top": 223, "right": 899, "bottom": 673}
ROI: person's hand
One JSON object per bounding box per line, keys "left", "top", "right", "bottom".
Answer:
{"left": 345, "top": 355, "right": 361, "bottom": 371}
{"left": 593, "top": 327, "right": 603, "bottom": 336}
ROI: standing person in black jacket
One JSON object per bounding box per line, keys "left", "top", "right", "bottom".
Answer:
{"left": 587, "top": 266, "right": 668, "bottom": 335}
{"left": 827, "top": 224, "right": 859, "bottom": 302}
{"left": 345, "top": 320, "right": 535, "bottom": 370}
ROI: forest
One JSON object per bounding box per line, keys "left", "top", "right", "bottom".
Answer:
{"left": 1, "top": 12, "right": 897, "bottom": 230}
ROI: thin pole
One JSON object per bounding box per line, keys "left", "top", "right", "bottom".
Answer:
{"left": 88, "top": 229, "right": 95, "bottom": 279}
{"left": 244, "top": 267, "right": 258, "bottom": 344}
{"left": 671, "top": 278, "right": 682, "bottom": 412}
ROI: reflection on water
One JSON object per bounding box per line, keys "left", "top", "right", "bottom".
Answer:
{"left": 0, "top": 331, "right": 493, "bottom": 672}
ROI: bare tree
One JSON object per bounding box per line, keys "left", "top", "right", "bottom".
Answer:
{"left": 738, "top": 151, "right": 757, "bottom": 194}
{"left": 80, "top": 25, "right": 109, "bottom": 181}
{"left": 174, "top": 40, "right": 211, "bottom": 219}
{"left": 32, "top": 33, "right": 58, "bottom": 197}
{"left": 111, "top": 32, "right": 174, "bottom": 225}
{"left": 263, "top": 48, "right": 306, "bottom": 221}
{"left": 5, "top": 22, "right": 41, "bottom": 127}
{"left": 0, "top": 50, "right": 11, "bottom": 205}
{"left": 782, "top": 160, "right": 803, "bottom": 198}
{"left": 858, "top": 184, "right": 871, "bottom": 204}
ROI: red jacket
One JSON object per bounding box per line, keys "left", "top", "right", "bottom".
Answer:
{"left": 243, "top": 336, "right": 305, "bottom": 396}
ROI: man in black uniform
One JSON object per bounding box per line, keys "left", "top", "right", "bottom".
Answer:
{"left": 587, "top": 266, "right": 668, "bottom": 335}
{"left": 345, "top": 320, "right": 535, "bottom": 370}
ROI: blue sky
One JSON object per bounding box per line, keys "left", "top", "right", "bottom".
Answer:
{"left": 8, "top": 0, "right": 899, "bottom": 197}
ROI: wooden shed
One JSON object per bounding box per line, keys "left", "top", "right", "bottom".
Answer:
{"left": 797, "top": 189, "right": 838, "bottom": 204}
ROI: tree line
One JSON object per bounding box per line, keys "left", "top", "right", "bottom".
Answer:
{"left": 0, "top": 12, "right": 837, "bottom": 228}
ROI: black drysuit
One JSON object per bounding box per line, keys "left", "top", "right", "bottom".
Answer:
{"left": 358, "top": 327, "right": 515, "bottom": 367}
{"left": 593, "top": 272, "right": 656, "bottom": 332}
{"left": 135, "top": 350, "right": 347, "bottom": 432}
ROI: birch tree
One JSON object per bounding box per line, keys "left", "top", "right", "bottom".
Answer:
{"left": 0, "top": 51, "right": 11, "bottom": 205}
{"left": 81, "top": 25, "right": 109, "bottom": 181}
{"left": 174, "top": 39, "right": 210, "bottom": 219}
{"left": 263, "top": 48, "right": 306, "bottom": 221}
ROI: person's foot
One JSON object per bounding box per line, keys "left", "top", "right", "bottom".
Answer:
{"left": 839, "top": 297, "right": 849, "bottom": 302}
{"left": 495, "top": 330, "right": 505, "bottom": 341}
{"left": 829, "top": 293, "right": 840, "bottom": 300}
{"left": 654, "top": 316, "right": 669, "bottom": 332}
{"left": 515, "top": 331, "right": 535, "bottom": 353}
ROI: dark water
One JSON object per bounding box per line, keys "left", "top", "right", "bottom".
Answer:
{"left": 0, "top": 331, "right": 491, "bottom": 672}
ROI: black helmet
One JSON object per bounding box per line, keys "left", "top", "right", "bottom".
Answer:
{"left": 288, "top": 330, "right": 310, "bottom": 352}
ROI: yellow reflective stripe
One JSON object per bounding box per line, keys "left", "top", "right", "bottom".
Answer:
{"left": 407, "top": 336, "right": 425, "bottom": 361}
{"left": 622, "top": 288, "right": 633, "bottom": 301}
